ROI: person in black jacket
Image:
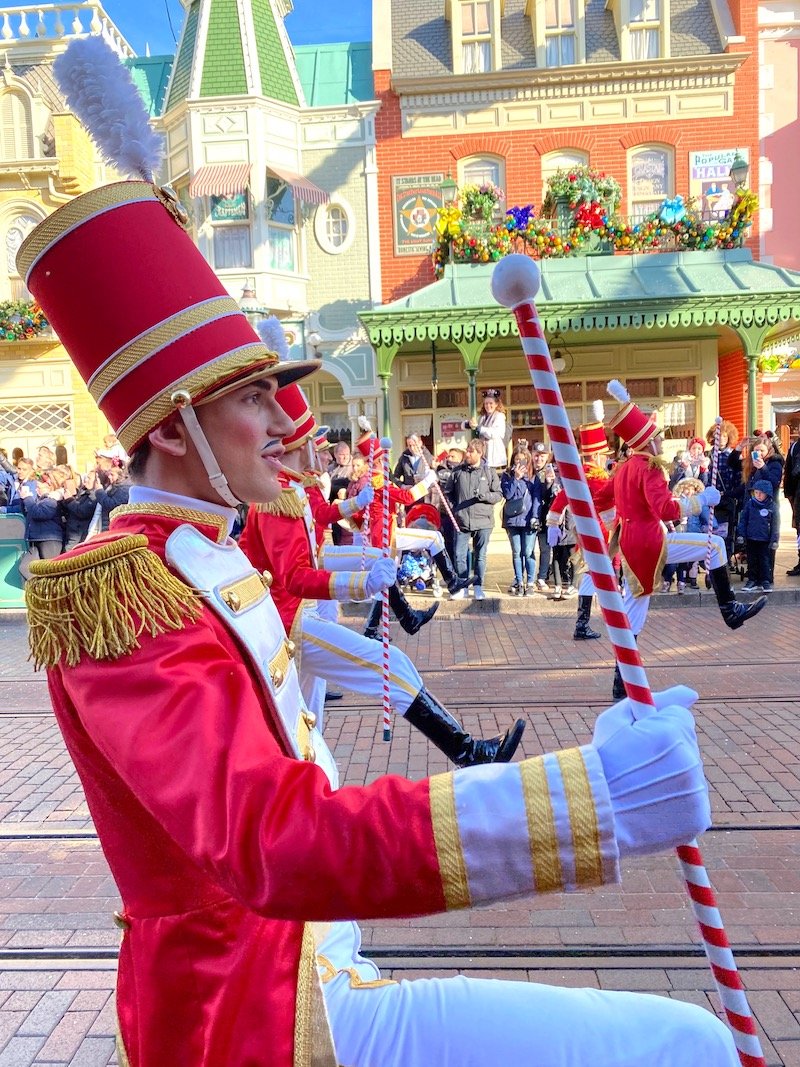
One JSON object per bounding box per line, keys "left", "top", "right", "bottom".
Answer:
{"left": 447, "top": 439, "right": 502, "bottom": 600}
{"left": 783, "top": 432, "right": 800, "bottom": 576}
{"left": 394, "top": 434, "right": 435, "bottom": 490}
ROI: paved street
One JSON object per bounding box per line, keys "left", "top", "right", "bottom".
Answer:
{"left": 0, "top": 591, "right": 798, "bottom": 1066}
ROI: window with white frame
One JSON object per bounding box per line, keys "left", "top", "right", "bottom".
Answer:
{"left": 265, "top": 174, "right": 297, "bottom": 273}
{"left": 314, "top": 199, "right": 355, "bottom": 256}
{"left": 460, "top": 1, "right": 493, "bottom": 73}
{"left": 540, "top": 149, "right": 589, "bottom": 205}
{"left": 210, "top": 192, "right": 252, "bottom": 270}
{"left": 629, "top": 0, "right": 661, "bottom": 59}
{"left": 628, "top": 146, "right": 672, "bottom": 222}
{"left": 545, "top": 0, "right": 577, "bottom": 65}
{"left": 5, "top": 214, "right": 38, "bottom": 298}
{"left": 0, "top": 91, "right": 34, "bottom": 161}
{"left": 459, "top": 156, "right": 505, "bottom": 220}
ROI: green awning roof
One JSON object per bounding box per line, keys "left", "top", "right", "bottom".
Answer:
{"left": 360, "top": 250, "right": 800, "bottom": 347}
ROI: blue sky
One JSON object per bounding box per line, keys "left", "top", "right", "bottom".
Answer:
{"left": 6, "top": 0, "right": 374, "bottom": 57}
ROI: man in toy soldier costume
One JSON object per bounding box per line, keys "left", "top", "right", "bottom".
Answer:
{"left": 239, "top": 377, "right": 524, "bottom": 765}
{"left": 24, "top": 36, "right": 737, "bottom": 1067}
{"left": 546, "top": 402, "right": 614, "bottom": 641}
{"left": 597, "top": 380, "right": 767, "bottom": 699}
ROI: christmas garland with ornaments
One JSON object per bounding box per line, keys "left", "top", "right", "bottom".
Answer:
{"left": 0, "top": 301, "right": 49, "bottom": 341}
{"left": 432, "top": 187, "right": 757, "bottom": 278}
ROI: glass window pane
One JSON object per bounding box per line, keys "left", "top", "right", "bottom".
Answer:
{"left": 462, "top": 3, "right": 475, "bottom": 34}
{"left": 476, "top": 1, "right": 491, "bottom": 32}
{"left": 546, "top": 36, "right": 560, "bottom": 66}
{"left": 541, "top": 150, "right": 589, "bottom": 181}
{"left": 463, "top": 41, "right": 491, "bottom": 72}
{"left": 560, "top": 33, "right": 575, "bottom": 63}
{"left": 559, "top": 0, "right": 576, "bottom": 26}
{"left": 325, "top": 206, "right": 348, "bottom": 248}
{"left": 267, "top": 225, "right": 295, "bottom": 272}
{"left": 545, "top": 0, "right": 559, "bottom": 28}
{"left": 631, "top": 149, "right": 668, "bottom": 199}
{"left": 266, "top": 177, "right": 295, "bottom": 225}
{"left": 213, "top": 225, "right": 252, "bottom": 269}
{"left": 463, "top": 158, "right": 500, "bottom": 187}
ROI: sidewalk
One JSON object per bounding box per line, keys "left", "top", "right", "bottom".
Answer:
{"left": 0, "top": 603, "right": 798, "bottom": 1065}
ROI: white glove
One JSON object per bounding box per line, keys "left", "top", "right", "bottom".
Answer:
{"left": 698, "top": 486, "right": 720, "bottom": 507}
{"left": 355, "top": 485, "right": 374, "bottom": 508}
{"left": 592, "top": 686, "right": 710, "bottom": 856}
{"left": 365, "top": 557, "right": 397, "bottom": 597}
{"left": 420, "top": 470, "right": 437, "bottom": 491}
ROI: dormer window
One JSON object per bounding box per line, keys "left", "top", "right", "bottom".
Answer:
{"left": 608, "top": 0, "right": 670, "bottom": 60}
{"left": 529, "top": 0, "right": 586, "bottom": 67}
{"left": 449, "top": 0, "right": 502, "bottom": 74}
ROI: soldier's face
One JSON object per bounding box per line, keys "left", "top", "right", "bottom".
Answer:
{"left": 197, "top": 378, "right": 294, "bottom": 504}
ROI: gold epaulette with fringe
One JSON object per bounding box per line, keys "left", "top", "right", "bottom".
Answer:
{"left": 645, "top": 454, "right": 672, "bottom": 473}
{"left": 254, "top": 488, "right": 307, "bottom": 519}
{"left": 26, "top": 535, "right": 202, "bottom": 670}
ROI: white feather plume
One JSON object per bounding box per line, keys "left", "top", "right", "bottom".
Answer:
{"left": 54, "top": 37, "right": 164, "bottom": 182}
{"left": 256, "top": 316, "right": 289, "bottom": 360}
{"left": 358, "top": 415, "right": 373, "bottom": 433}
{"left": 607, "top": 379, "right": 630, "bottom": 405}
{"left": 591, "top": 399, "right": 605, "bottom": 423}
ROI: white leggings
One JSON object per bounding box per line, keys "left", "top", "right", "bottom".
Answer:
{"left": 324, "top": 968, "right": 737, "bottom": 1067}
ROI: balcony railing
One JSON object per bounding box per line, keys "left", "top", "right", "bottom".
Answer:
{"left": 0, "top": 3, "right": 133, "bottom": 58}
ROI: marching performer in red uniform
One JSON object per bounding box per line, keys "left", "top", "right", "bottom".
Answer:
{"left": 598, "top": 381, "right": 766, "bottom": 698}
{"left": 546, "top": 405, "right": 614, "bottom": 641}
{"left": 22, "top": 37, "right": 736, "bottom": 1067}
{"left": 239, "top": 381, "right": 524, "bottom": 765}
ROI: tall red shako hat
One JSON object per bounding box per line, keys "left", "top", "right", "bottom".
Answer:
{"left": 275, "top": 383, "right": 316, "bottom": 452}
{"left": 606, "top": 379, "right": 660, "bottom": 452}
{"left": 355, "top": 416, "right": 384, "bottom": 464}
{"left": 578, "top": 400, "right": 612, "bottom": 458}
{"left": 17, "top": 37, "right": 318, "bottom": 468}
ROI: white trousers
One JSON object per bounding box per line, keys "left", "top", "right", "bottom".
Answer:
{"left": 323, "top": 968, "right": 737, "bottom": 1067}
{"left": 300, "top": 612, "right": 423, "bottom": 714}
{"left": 624, "top": 532, "right": 726, "bottom": 635}
{"left": 396, "top": 526, "right": 445, "bottom": 555}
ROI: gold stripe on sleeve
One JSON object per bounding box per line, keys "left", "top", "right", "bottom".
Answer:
{"left": 557, "top": 748, "right": 604, "bottom": 887}
{"left": 429, "top": 773, "right": 471, "bottom": 910}
{"left": 520, "top": 756, "right": 563, "bottom": 893}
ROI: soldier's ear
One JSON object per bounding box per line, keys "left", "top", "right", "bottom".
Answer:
{"left": 148, "top": 414, "right": 189, "bottom": 459}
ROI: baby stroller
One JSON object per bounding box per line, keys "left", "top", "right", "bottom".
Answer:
{"left": 397, "top": 503, "right": 444, "bottom": 599}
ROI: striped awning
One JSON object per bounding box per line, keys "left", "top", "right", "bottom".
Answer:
{"left": 189, "top": 163, "right": 252, "bottom": 199}
{"left": 269, "top": 166, "right": 330, "bottom": 206}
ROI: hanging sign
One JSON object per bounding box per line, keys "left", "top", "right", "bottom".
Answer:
{"left": 211, "top": 193, "right": 249, "bottom": 222}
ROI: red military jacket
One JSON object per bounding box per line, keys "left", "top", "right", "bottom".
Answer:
{"left": 352, "top": 475, "right": 427, "bottom": 548}
{"left": 548, "top": 463, "right": 613, "bottom": 545}
{"left": 594, "top": 454, "right": 681, "bottom": 596}
{"left": 31, "top": 503, "right": 450, "bottom": 1067}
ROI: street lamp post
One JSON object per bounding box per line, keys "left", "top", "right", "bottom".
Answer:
{"left": 729, "top": 151, "right": 749, "bottom": 190}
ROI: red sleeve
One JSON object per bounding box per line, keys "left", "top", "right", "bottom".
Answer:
{"left": 53, "top": 620, "right": 446, "bottom": 922}
{"left": 643, "top": 465, "right": 681, "bottom": 524}
{"left": 246, "top": 510, "right": 335, "bottom": 603}
{"left": 592, "top": 476, "right": 616, "bottom": 513}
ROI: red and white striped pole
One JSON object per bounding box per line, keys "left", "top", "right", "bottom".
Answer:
{"left": 380, "top": 436, "right": 393, "bottom": 742}
{"left": 492, "top": 254, "right": 765, "bottom": 1067}
{"left": 706, "top": 416, "right": 723, "bottom": 571}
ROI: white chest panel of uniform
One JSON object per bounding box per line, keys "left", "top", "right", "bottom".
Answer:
{"left": 294, "top": 482, "right": 318, "bottom": 568}
{"left": 165, "top": 523, "right": 339, "bottom": 789}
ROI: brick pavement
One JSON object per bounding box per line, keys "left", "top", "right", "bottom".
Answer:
{"left": 0, "top": 607, "right": 798, "bottom": 1064}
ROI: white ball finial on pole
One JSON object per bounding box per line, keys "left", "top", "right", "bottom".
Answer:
{"left": 490, "top": 254, "right": 542, "bottom": 309}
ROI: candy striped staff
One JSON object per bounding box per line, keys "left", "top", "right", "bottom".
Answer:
{"left": 380, "top": 436, "right": 393, "bottom": 742}
{"left": 360, "top": 434, "right": 377, "bottom": 572}
{"left": 419, "top": 452, "right": 462, "bottom": 533}
{"left": 706, "top": 416, "right": 723, "bottom": 572}
{"left": 491, "top": 254, "right": 765, "bottom": 1067}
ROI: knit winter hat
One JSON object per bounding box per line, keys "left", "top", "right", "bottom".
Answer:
{"left": 752, "top": 479, "right": 774, "bottom": 497}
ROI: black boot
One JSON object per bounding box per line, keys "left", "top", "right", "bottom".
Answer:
{"left": 432, "top": 550, "right": 471, "bottom": 595}
{"left": 388, "top": 584, "right": 438, "bottom": 634}
{"left": 363, "top": 598, "right": 382, "bottom": 640}
{"left": 573, "top": 596, "right": 601, "bottom": 640}
{"left": 787, "top": 554, "right": 800, "bottom": 576}
{"left": 611, "top": 664, "right": 626, "bottom": 701}
{"left": 708, "top": 564, "right": 767, "bottom": 630}
{"left": 404, "top": 689, "right": 526, "bottom": 767}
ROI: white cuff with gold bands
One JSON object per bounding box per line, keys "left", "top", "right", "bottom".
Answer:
{"left": 331, "top": 571, "right": 370, "bottom": 602}
{"left": 320, "top": 545, "right": 382, "bottom": 572}
{"left": 409, "top": 481, "right": 428, "bottom": 502}
{"left": 430, "top": 745, "right": 619, "bottom": 911}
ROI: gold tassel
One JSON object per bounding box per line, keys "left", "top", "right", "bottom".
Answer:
{"left": 26, "top": 535, "right": 201, "bottom": 670}
{"left": 254, "top": 489, "right": 307, "bottom": 519}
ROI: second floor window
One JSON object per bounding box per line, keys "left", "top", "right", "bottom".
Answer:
{"left": 629, "top": 0, "right": 661, "bottom": 59}
{"left": 545, "top": 0, "right": 577, "bottom": 66}
{"left": 210, "top": 193, "right": 253, "bottom": 270}
{"left": 0, "top": 90, "right": 34, "bottom": 161}
{"left": 461, "top": 1, "right": 492, "bottom": 73}
{"left": 266, "top": 176, "right": 297, "bottom": 273}
{"left": 629, "top": 147, "right": 672, "bottom": 221}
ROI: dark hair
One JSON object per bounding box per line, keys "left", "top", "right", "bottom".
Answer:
{"left": 127, "top": 441, "right": 151, "bottom": 480}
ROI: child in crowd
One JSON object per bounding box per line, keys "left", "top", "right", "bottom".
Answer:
{"left": 546, "top": 489, "right": 578, "bottom": 600}
{"left": 737, "top": 479, "right": 778, "bottom": 592}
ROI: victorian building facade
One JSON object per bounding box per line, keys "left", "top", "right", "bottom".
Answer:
{"left": 365, "top": 0, "right": 800, "bottom": 454}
